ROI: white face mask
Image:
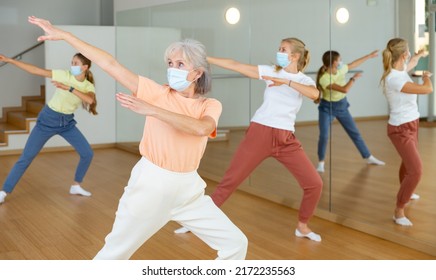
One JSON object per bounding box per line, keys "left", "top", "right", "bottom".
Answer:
{"left": 167, "top": 68, "right": 193, "bottom": 92}
{"left": 403, "top": 51, "right": 411, "bottom": 71}
{"left": 70, "top": 65, "right": 83, "bottom": 76}
{"left": 276, "top": 52, "right": 291, "bottom": 68}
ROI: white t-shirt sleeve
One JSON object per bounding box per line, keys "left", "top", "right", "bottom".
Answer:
{"left": 299, "top": 75, "right": 316, "bottom": 86}
{"left": 257, "top": 65, "right": 275, "bottom": 85}
{"left": 387, "top": 74, "right": 408, "bottom": 93}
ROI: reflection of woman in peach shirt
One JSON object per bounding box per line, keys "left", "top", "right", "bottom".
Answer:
{"left": 29, "top": 16, "right": 247, "bottom": 260}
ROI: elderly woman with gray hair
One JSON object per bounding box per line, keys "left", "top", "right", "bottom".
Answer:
{"left": 28, "top": 16, "right": 247, "bottom": 260}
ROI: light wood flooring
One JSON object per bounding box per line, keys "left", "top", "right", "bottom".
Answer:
{"left": 0, "top": 148, "right": 434, "bottom": 260}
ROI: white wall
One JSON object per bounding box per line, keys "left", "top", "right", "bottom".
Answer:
{"left": 0, "top": 0, "right": 102, "bottom": 117}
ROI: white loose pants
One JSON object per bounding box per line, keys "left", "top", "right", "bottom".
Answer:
{"left": 94, "top": 157, "right": 247, "bottom": 260}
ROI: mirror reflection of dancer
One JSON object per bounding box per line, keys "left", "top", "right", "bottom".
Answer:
{"left": 0, "top": 52, "right": 97, "bottom": 204}
{"left": 28, "top": 16, "right": 247, "bottom": 259}
{"left": 315, "top": 50, "right": 385, "bottom": 173}
{"left": 177, "top": 38, "right": 323, "bottom": 242}
{"left": 380, "top": 38, "right": 432, "bottom": 226}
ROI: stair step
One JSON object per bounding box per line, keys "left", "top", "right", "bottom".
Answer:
{"left": 7, "top": 111, "right": 38, "bottom": 129}
{"left": 0, "top": 123, "right": 27, "bottom": 144}
{"left": 26, "top": 100, "right": 45, "bottom": 114}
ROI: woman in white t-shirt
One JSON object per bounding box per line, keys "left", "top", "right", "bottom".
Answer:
{"left": 176, "top": 37, "right": 324, "bottom": 242}
{"left": 380, "top": 38, "right": 432, "bottom": 226}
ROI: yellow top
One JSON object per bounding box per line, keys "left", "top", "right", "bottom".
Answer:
{"left": 48, "top": 69, "right": 95, "bottom": 114}
{"left": 319, "top": 64, "right": 348, "bottom": 102}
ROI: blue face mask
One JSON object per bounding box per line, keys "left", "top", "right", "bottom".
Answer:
{"left": 276, "top": 52, "right": 291, "bottom": 68}
{"left": 337, "top": 61, "right": 344, "bottom": 70}
{"left": 70, "top": 65, "right": 83, "bottom": 76}
{"left": 167, "top": 68, "right": 193, "bottom": 92}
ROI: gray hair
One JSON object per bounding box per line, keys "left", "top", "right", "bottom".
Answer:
{"left": 164, "top": 39, "right": 212, "bottom": 95}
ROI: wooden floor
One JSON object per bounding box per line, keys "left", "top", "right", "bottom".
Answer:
{"left": 0, "top": 148, "right": 434, "bottom": 260}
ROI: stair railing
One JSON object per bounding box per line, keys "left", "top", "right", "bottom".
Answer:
{"left": 0, "top": 41, "right": 44, "bottom": 68}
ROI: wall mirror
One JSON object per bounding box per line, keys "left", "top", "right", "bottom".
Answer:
{"left": 115, "top": 0, "right": 436, "bottom": 256}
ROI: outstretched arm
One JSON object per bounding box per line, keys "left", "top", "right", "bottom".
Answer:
{"left": 28, "top": 16, "right": 139, "bottom": 93}
{"left": 0, "top": 54, "right": 51, "bottom": 78}
{"left": 406, "top": 49, "right": 427, "bottom": 72}
{"left": 261, "top": 76, "right": 319, "bottom": 100}
{"left": 207, "top": 56, "right": 259, "bottom": 79}
{"left": 348, "top": 50, "right": 378, "bottom": 70}
{"left": 116, "top": 92, "right": 217, "bottom": 136}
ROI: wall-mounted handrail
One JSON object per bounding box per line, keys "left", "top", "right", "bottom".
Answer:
{"left": 0, "top": 41, "right": 44, "bottom": 68}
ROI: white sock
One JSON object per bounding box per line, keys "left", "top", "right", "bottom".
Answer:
{"left": 366, "top": 155, "right": 385, "bottom": 165}
{"left": 316, "top": 162, "right": 325, "bottom": 173}
{"left": 0, "top": 190, "right": 7, "bottom": 204}
{"left": 70, "top": 185, "right": 92, "bottom": 197}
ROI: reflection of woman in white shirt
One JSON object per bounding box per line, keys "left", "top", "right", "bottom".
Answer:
{"left": 177, "top": 38, "right": 324, "bottom": 242}
{"left": 380, "top": 38, "right": 432, "bottom": 226}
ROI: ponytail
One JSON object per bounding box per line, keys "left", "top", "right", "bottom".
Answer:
{"left": 314, "top": 65, "right": 327, "bottom": 104}
{"left": 315, "top": 51, "right": 340, "bottom": 104}
{"left": 74, "top": 53, "right": 98, "bottom": 115}
{"left": 380, "top": 38, "right": 408, "bottom": 91}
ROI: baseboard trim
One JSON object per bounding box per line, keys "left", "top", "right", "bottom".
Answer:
{"left": 0, "top": 143, "right": 116, "bottom": 156}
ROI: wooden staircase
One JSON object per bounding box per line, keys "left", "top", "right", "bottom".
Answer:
{"left": 0, "top": 85, "right": 45, "bottom": 147}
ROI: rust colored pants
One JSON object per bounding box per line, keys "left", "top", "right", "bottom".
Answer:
{"left": 211, "top": 122, "right": 323, "bottom": 223}
{"left": 387, "top": 119, "right": 422, "bottom": 208}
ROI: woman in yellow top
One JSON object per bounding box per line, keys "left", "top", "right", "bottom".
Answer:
{"left": 0, "top": 52, "right": 97, "bottom": 204}
{"left": 315, "top": 50, "right": 385, "bottom": 173}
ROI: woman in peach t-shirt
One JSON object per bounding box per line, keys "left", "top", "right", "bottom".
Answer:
{"left": 29, "top": 16, "right": 247, "bottom": 260}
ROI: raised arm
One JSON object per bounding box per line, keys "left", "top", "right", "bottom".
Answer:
{"left": 28, "top": 16, "right": 139, "bottom": 93}
{"left": 207, "top": 56, "right": 259, "bottom": 79}
{"left": 0, "top": 54, "right": 51, "bottom": 78}
{"left": 406, "top": 49, "right": 427, "bottom": 72}
{"left": 348, "top": 50, "right": 378, "bottom": 70}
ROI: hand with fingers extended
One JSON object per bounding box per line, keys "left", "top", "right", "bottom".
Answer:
{"left": 261, "top": 75, "right": 290, "bottom": 87}
{"left": 28, "top": 16, "right": 68, "bottom": 42}
{"left": 367, "top": 50, "right": 379, "bottom": 59}
{"left": 116, "top": 92, "right": 156, "bottom": 116}
{"left": 51, "top": 81, "right": 70, "bottom": 91}
{"left": 352, "top": 72, "right": 363, "bottom": 81}
{"left": 0, "top": 54, "right": 13, "bottom": 63}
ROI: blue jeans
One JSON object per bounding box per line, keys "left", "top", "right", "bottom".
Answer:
{"left": 2, "top": 105, "right": 93, "bottom": 193}
{"left": 317, "top": 98, "right": 370, "bottom": 161}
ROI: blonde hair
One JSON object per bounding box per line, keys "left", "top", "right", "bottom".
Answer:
{"left": 274, "top": 37, "right": 310, "bottom": 72}
{"left": 380, "top": 38, "right": 408, "bottom": 89}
